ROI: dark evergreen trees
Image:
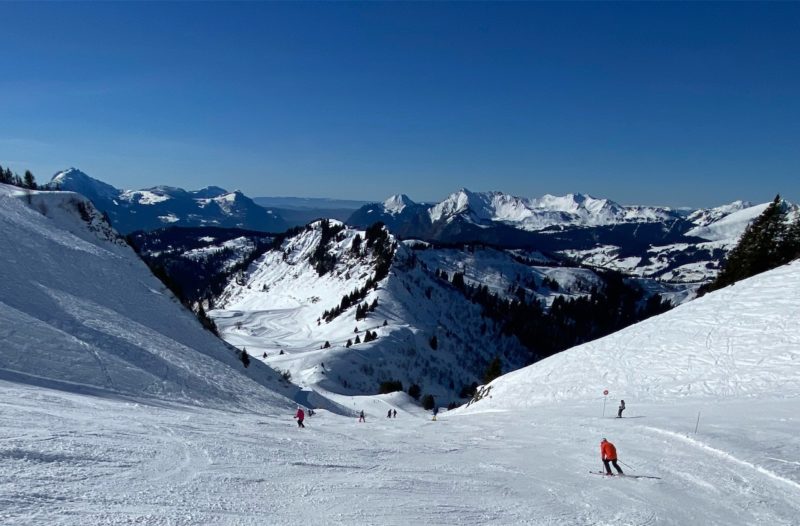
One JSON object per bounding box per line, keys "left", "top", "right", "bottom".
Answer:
{"left": 379, "top": 380, "right": 403, "bottom": 394}
{"left": 196, "top": 304, "right": 219, "bottom": 336}
{"left": 408, "top": 383, "right": 421, "bottom": 400}
{"left": 421, "top": 394, "right": 435, "bottom": 410}
{"left": 23, "top": 170, "right": 37, "bottom": 190}
{"left": 451, "top": 271, "right": 466, "bottom": 291}
{"left": 240, "top": 348, "right": 250, "bottom": 368}
{"left": 429, "top": 335, "right": 438, "bottom": 350}
{"left": 482, "top": 356, "right": 502, "bottom": 384}
{"left": 309, "top": 219, "right": 344, "bottom": 276}
{"left": 459, "top": 382, "right": 479, "bottom": 398}
{"left": 701, "top": 195, "right": 796, "bottom": 294}
{"left": 351, "top": 234, "right": 362, "bottom": 254}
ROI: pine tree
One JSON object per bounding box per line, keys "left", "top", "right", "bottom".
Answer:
{"left": 703, "top": 195, "right": 789, "bottom": 293}
{"left": 346, "top": 339, "right": 352, "bottom": 348}
{"left": 1, "top": 167, "right": 13, "bottom": 185}
{"left": 240, "top": 348, "right": 250, "bottom": 368}
{"left": 408, "top": 383, "right": 421, "bottom": 400}
{"left": 351, "top": 234, "right": 362, "bottom": 254}
{"left": 482, "top": 356, "right": 502, "bottom": 384}
{"left": 780, "top": 213, "right": 800, "bottom": 263}
{"left": 422, "top": 394, "right": 435, "bottom": 410}
{"left": 354, "top": 334, "right": 361, "bottom": 344}
{"left": 429, "top": 335, "right": 438, "bottom": 350}
{"left": 323, "top": 340, "right": 331, "bottom": 349}
{"left": 451, "top": 271, "right": 466, "bottom": 291}
{"left": 23, "top": 170, "right": 37, "bottom": 190}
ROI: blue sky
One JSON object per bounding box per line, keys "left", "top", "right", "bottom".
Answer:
{"left": 1, "top": 2, "right": 798, "bottom": 207}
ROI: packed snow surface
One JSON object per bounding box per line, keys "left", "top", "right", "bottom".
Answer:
{"left": 3, "top": 382, "right": 799, "bottom": 525}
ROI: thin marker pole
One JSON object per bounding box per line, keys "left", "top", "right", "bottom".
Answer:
{"left": 694, "top": 411, "right": 701, "bottom": 434}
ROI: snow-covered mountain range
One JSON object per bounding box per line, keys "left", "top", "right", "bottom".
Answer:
{"left": 351, "top": 188, "right": 682, "bottom": 233}
{"left": 46, "top": 169, "right": 779, "bottom": 285}
{"left": 349, "top": 188, "right": 783, "bottom": 284}
{"left": 49, "top": 168, "right": 287, "bottom": 234}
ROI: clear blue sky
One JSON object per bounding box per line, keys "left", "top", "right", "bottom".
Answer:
{"left": 1, "top": 2, "right": 798, "bottom": 207}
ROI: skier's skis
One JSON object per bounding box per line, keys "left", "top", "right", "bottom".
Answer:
{"left": 589, "top": 471, "right": 661, "bottom": 480}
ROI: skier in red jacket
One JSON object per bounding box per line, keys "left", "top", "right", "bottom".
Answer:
{"left": 601, "top": 438, "right": 623, "bottom": 475}
{"left": 295, "top": 407, "right": 305, "bottom": 428}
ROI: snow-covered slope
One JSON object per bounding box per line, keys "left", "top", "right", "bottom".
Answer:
{"left": 687, "top": 200, "right": 753, "bottom": 228}
{"left": 467, "top": 260, "right": 800, "bottom": 409}
{"left": 49, "top": 168, "right": 287, "bottom": 234}
{"left": 0, "top": 183, "right": 293, "bottom": 411}
{"left": 686, "top": 202, "right": 771, "bottom": 241}
{"left": 210, "top": 221, "right": 529, "bottom": 405}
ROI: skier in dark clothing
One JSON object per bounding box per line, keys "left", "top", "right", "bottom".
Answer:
{"left": 617, "top": 400, "right": 626, "bottom": 418}
{"left": 601, "top": 438, "right": 623, "bottom": 475}
{"left": 358, "top": 410, "right": 365, "bottom": 423}
{"left": 392, "top": 409, "right": 397, "bottom": 418}
{"left": 387, "top": 409, "right": 392, "bottom": 418}
{"left": 295, "top": 407, "right": 305, "bottom": 428}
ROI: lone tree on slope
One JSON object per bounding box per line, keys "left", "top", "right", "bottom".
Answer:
{"left": 482, "top": 356, "right": 502, "bottom": 385}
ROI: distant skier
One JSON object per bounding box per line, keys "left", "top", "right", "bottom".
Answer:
{"left": 387, "top": 409, "right": 392, "bottom": 418}
{"left": 359, "top": 410, "right": 365, "bottom": 423}
{"left": 600, "top": 438, "right": 623, "bottom": 475}
{"left": 392, "top": 409, "right": 397, "bottom": 418}
{"left": 432, "top": 406, "right": 439, "bottom": 421}
{"left": 617, "top": 400, "right": 626, "bottom": 418}
{"left": 295, "top": 407, "right": 305, "bottom": 428}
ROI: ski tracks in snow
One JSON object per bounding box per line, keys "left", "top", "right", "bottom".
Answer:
{"left": 643, "top": 425, "right": 800, "bottom": 492}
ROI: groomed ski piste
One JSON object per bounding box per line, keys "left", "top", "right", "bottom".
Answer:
{"left": 2, "top": 182, "right": 799, "bottom": 525}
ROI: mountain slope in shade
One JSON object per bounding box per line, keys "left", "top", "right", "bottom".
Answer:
{"left": 0, "top": 182, "right": 294, "bottom": 411}
{"left": 466, "top": 259, "right": 800, "bottom": 410}
{"left": 49, "top": 168, "right": 287, "bottom": 234}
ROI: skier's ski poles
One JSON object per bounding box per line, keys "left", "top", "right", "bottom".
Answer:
{"left": 619, "top": 460, "right": 636, "bottom": 470}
